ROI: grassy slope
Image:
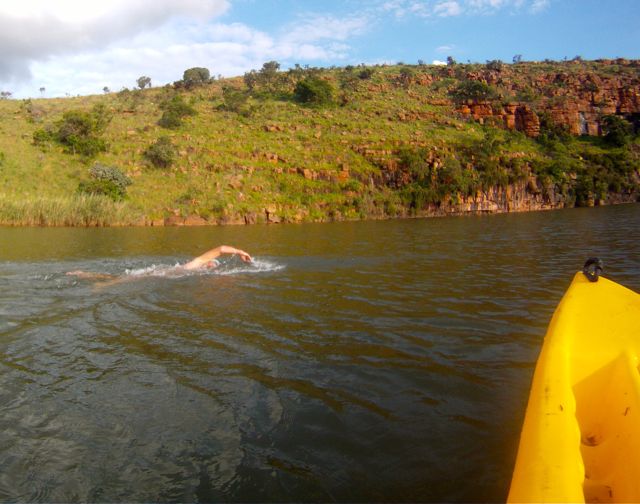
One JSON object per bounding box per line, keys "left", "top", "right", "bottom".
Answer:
{"left": 0, "top": 61, "right": 638, "bottom": 225}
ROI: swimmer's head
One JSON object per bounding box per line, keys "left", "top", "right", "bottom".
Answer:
{"left": 205, "top": 260, "right": 219, "bottom": 269}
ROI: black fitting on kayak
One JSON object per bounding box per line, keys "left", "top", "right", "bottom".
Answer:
{"left": 583, "top": 258, "right": 603, "bottom": 282}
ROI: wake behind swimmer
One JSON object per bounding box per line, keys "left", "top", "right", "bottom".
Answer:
{"left": 66, "top": 245, "right": 254, "bottom": 286}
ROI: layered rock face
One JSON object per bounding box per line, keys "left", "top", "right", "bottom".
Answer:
{"left": 456, "top": 59, "right": 640, "bottom": 137}
{"left": 418, "top": 179, "right": 638, "bottom": 218}
{"left": 459, "top": 103, "right": 541, "bottom": 136}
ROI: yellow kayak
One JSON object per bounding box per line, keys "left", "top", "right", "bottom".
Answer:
{"left": 508, "top": 263, "right": 640, "bottom": 503}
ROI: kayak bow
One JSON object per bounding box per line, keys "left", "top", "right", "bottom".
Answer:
{"left": 509, "top": 270, "right": 640, "bottom": 503}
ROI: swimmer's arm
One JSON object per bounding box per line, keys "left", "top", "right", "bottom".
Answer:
{"left": 182, "top": 245, "right": 252, "bottom": 270}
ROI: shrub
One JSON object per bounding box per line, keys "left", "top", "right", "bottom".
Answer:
{"left": 259, "top": 61, "right": 280, "bottom": 86}
{"left": 88, "top": 103, "right": 113, "bottom": 132}
{"left": 477, "top": 159, "right": 509, "bottom": 188}
{"left": 397, "top": 67, "right": 415, "bottom": 87}
{"left": 89, "top": 163, "right": 130, "bottom": 189}
{"left": 158, "top": 95, "right": 196, "bottom": 129}
{"left": 582, "top": 149, "right": 635, "bottom": 176}
{"left": 537, "top": 112, "right": 571, "bottom": 145}
{"left": 601, "top": 115, "right": 632, "bottom": 147}
{"left": 53, "top": 104, "right": 111, "bottom": 157}
{"left": 117, "top": 87, "right": 131, "bottom": 101}
{"left": 574, "top": 172, "right": 595, "bottom": 206}
{"left": 294, "top": 77, "right": 334, "bottom": 106}
{"left": 136, "top": 76, "right": 151, "bottom": 89}
{"left": 56, "top": 111, "right": 92, "bottom": 142}
{"left": 56, "top": 114, "right": 107, "bottom": 157}
{"left": 486, "top": 60, "right": 504, "bottom": 72}
{"left": 161, "top": 95, "right": 196, "bottom": 114}
{"left": 181, "top": 67, "right": 211, "bottom": 89}
{"left": 144, "top": 136, "right": 176, "bottom": 168}
{"left": 243, "top": 70, "right": 259, "bottom": 91}
{"left": 515, "top": 87, "right": 538, "bottom": 103}
{"left": 257, "top": 61, "right": 283, "bottom": 93}
{"left": 78, "top": 163, "right": 131, "bottom": 201}
{"left": 398, "top": 147, "right": 430, "bottom": 181}
{"left": 77, "top": 179, "right": 125, "bottom": 201}
{"left": 33, "top": 126, "right": 55, "bottom": 148}
{"left": 243, "top": 61, "right": 285, "bottom": 94}
{"left": 65, "top": 136, "right": 106, "bottom": 158}
{"left": 221, "top": 87, "right": 252, "bottom": 116}
{"left": 437, "top": 157, "right": 476, "bottom": 196}
{"left": 158, "top": 110, "right": 183, "bottom": 129}
{"left": 358, "top": 68, "right": 375, "bottom": 80}
{"left": 397, "top": 146, "right": 480, "bottom": 207}
{"left": 400, "top": 183, "right": 438, "bottom": 210}
{"left": 287, "top": 63, "right": 308, "bottom": 82}
{"left": 431, "top": 78, "right": 455, "bottom": 93}
{"left": 449, "top": 80, "right": 499, "bottom": 104}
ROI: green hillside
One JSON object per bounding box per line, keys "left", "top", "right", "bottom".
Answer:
{"left": 0, "top": 59, "right": 638, "bottom": 226}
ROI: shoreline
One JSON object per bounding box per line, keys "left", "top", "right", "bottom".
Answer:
{"left": 1, "top": 199, "right": 637, "bottom": 228}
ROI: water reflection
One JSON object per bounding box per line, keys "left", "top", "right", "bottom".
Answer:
{"left": 0, "top": 205, "right": 639, "bottom": 502}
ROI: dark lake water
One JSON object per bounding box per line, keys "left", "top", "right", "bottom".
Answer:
{"left": 1, "top": 205, "right": 639, "bottom": 502}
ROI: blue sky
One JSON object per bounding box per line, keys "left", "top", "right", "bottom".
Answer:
{"left": 0, "top": 0, "right": 638, "bottom": 98}
{"left": 227, "top": 0, "right": 639, "bottom": 64}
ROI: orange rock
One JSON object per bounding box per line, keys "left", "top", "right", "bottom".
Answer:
{"left": 164, "top": 215, "right": 184, "bottom": 226}
{"left": 184, "top": 215, "right": 208, "bottom": 226}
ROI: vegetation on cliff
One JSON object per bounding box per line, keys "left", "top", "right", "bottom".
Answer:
{"left": 0, "top": 58, "right": 638, "bottom": 226}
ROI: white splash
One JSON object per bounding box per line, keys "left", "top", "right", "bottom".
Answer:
{"left": 212, "top": 258, "right": 285, "bottom": 276}
{"left": 124, "top": 264, "right": 176, "bottom": 277}
{"left": 123, "top": 259, "right": 284, "bottom": 279}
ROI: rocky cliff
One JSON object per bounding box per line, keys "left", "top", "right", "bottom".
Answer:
{"left": 453, "top": 59, "right": 640, "bottom": 137}
{"left": 418, "top": 178, "right": 639, "bottom": 218}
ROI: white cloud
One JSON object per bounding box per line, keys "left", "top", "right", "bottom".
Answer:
{"left": 433, "top": 1, "right": 462, "bottom": 17}
{"left": 281, "top": 14, "right": 370, "bottom": 45}
{"left": 379, "top": 0, "right": 549, "bottom": 18}
{"left": 530, "top": 0, "right": 550, "bottom": 13}
{"left": 468, "top": 0, "right": 509, "bottom": 10}
{"left": 432, "top": 59, "right": 447, "bottom": 65}
{"left": 5, "top": 0, "right": 226, "bottom": 24}
{"left": 0, "top": 2, "right": 372, "bottom": 98}
{"left": 436, "top": 44, "right": 455, "bottom": 53}
{"left": 382, "top": 0, "right": 408, "bottom": 17}
{"left": 0, "top": 0, "right": 229, "bottom": 88}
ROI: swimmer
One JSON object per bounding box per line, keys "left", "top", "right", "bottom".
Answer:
{"left": 182, "top": 245, "right": 252, "bottom": 270}
{"left": 66, "top": 245, "right": 252, "bottom": 285}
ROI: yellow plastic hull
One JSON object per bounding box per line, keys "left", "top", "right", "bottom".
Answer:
{"left": 508, "top": 272, "right": 640, "bottom": 503}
